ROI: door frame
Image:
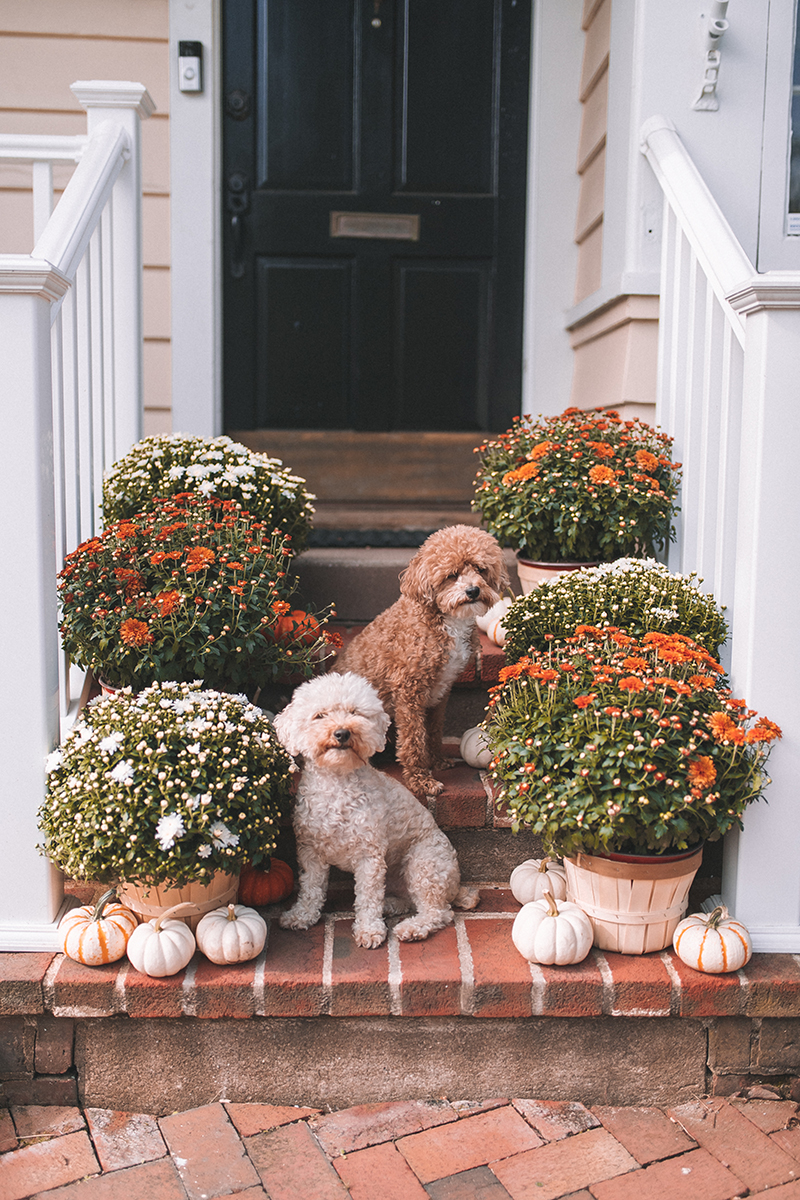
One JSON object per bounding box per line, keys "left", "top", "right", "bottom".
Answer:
{"left": 168, "top": 0, "right": 583, "bottom": 437}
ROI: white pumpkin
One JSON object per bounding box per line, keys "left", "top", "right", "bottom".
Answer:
{"left": 512, "top": 889, "right": 593, "bottom": 965}
{"left": 126, "top": 902, "right": 197, "bottom": 977}
{"left": 672, "top": 905, "right": 752, "bottom": 973}
{"left": 59, "top": 889, "right": 138, "bottom": 966}
{"left": 510, "top": 857, "right": 568, "bottom": 905}
{"left": 476, "top": 598, "right": 513, "bottom": 647}
{"left": 196, "top": 903, "right": 267, "bottom": 965}
{"left": 459, "top": 726, "right": 493, "bottom": 769}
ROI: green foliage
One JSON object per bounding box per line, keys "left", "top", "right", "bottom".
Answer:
{"left": 503, "top": 558, "right": 728, "bottom": 661}
{"left": 38, "top": 682, "right": 293, "bottom": 886}
{"left": 58, "top": 494, "right": 332, "bottom": 693}
{"left": 484, "top": 628, "right": 780, "bottom": 857}
{"left": 102, "top": 434, "right": 315, "bottom": 551}
{"left": 473, "top": 407, "right": 681, "bottom": 562}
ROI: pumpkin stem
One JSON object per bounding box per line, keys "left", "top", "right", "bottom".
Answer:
{"left": 705, "top": 905, "right": 729, "bottom": 930}
{"left": 154, "top": 901, "right": 199, "bottom": 931}
{"left": 92, "top": 888, "right": 118, "bottom": 922}
{"left": 226, "top": 904, "right": 237, "bottom": 921}
{"left": 538, "top": 857, "right": 551, "bottom": 873}
{"left": 542, "top": 889, "right": 560, "bottom": 918}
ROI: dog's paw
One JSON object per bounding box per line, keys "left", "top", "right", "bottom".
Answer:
{"left": 394, "top": 912, "right": 451, "bottom": 941}
{"left": 405, "top": 771, "right": 444, "bottom": 798}
{"left": 353, "top": 920, "right": 387, "bottom": 948}
{"left": 279, "top": 908, "right": 318, "bottom": 931}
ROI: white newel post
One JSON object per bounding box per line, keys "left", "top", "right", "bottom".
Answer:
{"left": 70, "top": 82, "right": 155, "bottom": 459}
{"left": 0, "top": 263, "right": 71, "bottom": 947}
{"left": 722, "top": 279, "right": 800, "bottom": 950}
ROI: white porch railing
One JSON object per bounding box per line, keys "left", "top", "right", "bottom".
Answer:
{"left": 0, "top": 82, "right": 154, "bottom": 950}
{"left": 641, "top": 116, "right": 800, "bottom": 951}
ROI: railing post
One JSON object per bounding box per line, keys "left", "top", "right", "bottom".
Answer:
{"left": 70, "top": 82, "right": 155, "bottom": 460}
{"left": 0, "top": 261, "right": 71, "bottom": 947}
{"left": 720, "top": 280, "right": 800, "bottom": 949}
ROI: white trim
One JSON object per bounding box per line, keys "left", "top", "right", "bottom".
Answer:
{"left": 757, "top": 0, "right": 800, "bottom": 271}
{"left": 169, "top": 0, "right": 223, "bottom": 436}
{"left": 522, "top": 0, "right": 584, "bottom": 416}
{"left": 71, "top": 81, "right": 157, "bottom": 119}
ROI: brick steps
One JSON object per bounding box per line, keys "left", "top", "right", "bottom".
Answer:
{"left": 4, "top": 884, "right": 800, "bottom": 1111}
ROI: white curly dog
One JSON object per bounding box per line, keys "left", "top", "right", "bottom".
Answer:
{"left": 272, "top": 671, "right": 479, "bottom": 948}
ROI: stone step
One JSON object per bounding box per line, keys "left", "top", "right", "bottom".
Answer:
{"left": 294, "top": 546, "right": 520, "bottom": 624}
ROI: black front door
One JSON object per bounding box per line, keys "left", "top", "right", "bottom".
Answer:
{"left": 222, "top": 0, "right": 531, "bottom": 433}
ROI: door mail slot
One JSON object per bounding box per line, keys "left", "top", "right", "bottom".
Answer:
{"left": 330, "top": 211, "right": 420, "bottom": 241}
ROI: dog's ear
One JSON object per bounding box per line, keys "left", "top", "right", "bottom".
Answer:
{"left": 272, "top": 704, "right": 301, "bottom": 758}
{"left": 399, "top": 551, "right": 437, "bottom": 606}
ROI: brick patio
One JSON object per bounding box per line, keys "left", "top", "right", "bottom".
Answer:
{"left": 3, "top": 1094, "right": 800, "bottom": 1199}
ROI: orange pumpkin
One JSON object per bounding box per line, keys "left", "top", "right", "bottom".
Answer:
{"left": 271, "top": 609, "right": 320, "bottom": 646}
{"left": 59, "top": 888, "right": 139, "bottom": 965}
{"left": 238, "top": 859, "right": 295, "bottom": 906}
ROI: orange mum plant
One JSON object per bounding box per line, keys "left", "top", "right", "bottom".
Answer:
{"left": 58, "top": 494, "right": 333, "bottom": 694}
{"left": 473, "top": 407, "right": 681, "bottom": 562}
{"left": 484, "top": 627, "right": 780, "bottom": 857}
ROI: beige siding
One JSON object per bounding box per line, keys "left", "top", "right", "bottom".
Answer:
{"left": 0, "top": 1, "right": 171, "bottom": 430}
{"left": 573, "top": 0, "right": 610, "bottom": 308}
{"left": 568, "top": 296, "right": 659, "bottom": 424}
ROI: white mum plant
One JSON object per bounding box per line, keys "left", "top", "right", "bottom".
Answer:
{"left": 38, "top": 681, "right": 293, "bottom": 888}
{"left": 502, "top": 557, "right": 728, "bottom": 662}
{"left": 101, "top": 433, "right": 315, "bottom": 549}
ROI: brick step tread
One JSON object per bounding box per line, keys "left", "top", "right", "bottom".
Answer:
{"left": 4, "top": 890, "right": 800, "bottom": 1023}
{"left": 3, "top": 1095, "right": 800, "bottom": 1200}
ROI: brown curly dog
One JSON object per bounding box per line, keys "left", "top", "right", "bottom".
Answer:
{"left": 332, "top": 524, "right": 509, "bottom": 798}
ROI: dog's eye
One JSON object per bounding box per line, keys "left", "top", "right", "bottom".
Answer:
{"left": 447, "top": 572, "right": 459, "bottom": 581}
{"left": 313, "top": 712, "right": 325, "bottom": 720}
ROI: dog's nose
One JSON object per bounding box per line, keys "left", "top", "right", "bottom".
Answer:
{"left": 465, "top": 585, "right": 481, "bottom": 601}
{"left": 333, "top": 728, "right": 351, "bottom": 744}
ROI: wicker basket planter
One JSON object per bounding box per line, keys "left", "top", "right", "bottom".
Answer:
{"left": 118, "top": 872, "right": 239, "bottom": 932}
{"left": 563, "top": 846, "right": 703, "bottom": 955}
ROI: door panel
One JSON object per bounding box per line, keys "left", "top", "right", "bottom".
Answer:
{"left": 395, "top": 262, "right": 489, "bottom": 429}
{"left": 255, "top": 258, "right": 353, "bottom": 428}
{"left": 223, "top": 0, "right": 531, "bottom": 433}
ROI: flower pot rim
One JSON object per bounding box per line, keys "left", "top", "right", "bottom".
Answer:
{"left": 567, "top": 842, "right": 704, "bottom": 866}
{"left": 515, "top": 553, "right": 600, "bottom": 568}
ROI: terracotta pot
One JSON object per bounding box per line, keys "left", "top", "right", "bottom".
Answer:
{"left": 563, "top": 845, "right": 703, "bottom": 955}
{"left": 515, "top": 554, "right": 597, "bottom": 595}
{"left": 117, "top": 872, "right": 239, "bottom": 931}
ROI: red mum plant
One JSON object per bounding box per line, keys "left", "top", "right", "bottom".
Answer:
{"left": 473, "top": 407, "right": 681, "bottom": 562}
{"left": 58, "top": 494, "right": 333, "bottom": 695}
{"left": 484, "top": 627, "right": 780, "bottom": 857}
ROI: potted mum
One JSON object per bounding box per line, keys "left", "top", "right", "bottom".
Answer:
{"left": 502, "top": 557, "right": 728, "bottom": 662}
{"left": 473, "top": 407, "right": 681, "bottom": 591}
{"left": 102, "top": 433, "right": 315, "bottom": 552}
{"left": 484, "top": 626, "right": 780, "bottom": 953}
{"left": 57, "top": 493, "right": 334, "bottom": 696}
{"left": 38, "top": 681, "right": 293, "bottom": 924}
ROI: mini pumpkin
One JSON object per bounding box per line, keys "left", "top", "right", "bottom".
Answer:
{"left": 672, "top": 905, "right": 753, "bottom": 973}
{"left": 238, "top": 859, "right": 294, "bottom": 906}
{"left": 510, "top": 857, "right": 568, "bottom": 905}
{"left": 59, "top": 888, "right": 138, "bottom": 966}
{"left": 511, "top": 889, "right": 593, "bottom": 965}
{"left": 459, "top": 726, "right": 493, "bottom": 769}
{"left": 125, "top": 902, "right": 197, "bottom": 977}
{"left": 196, "top": 903, "right": 267, "bottom": 964}
{"left": 271, "top": 609, "right": 319, "bottom": 646}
